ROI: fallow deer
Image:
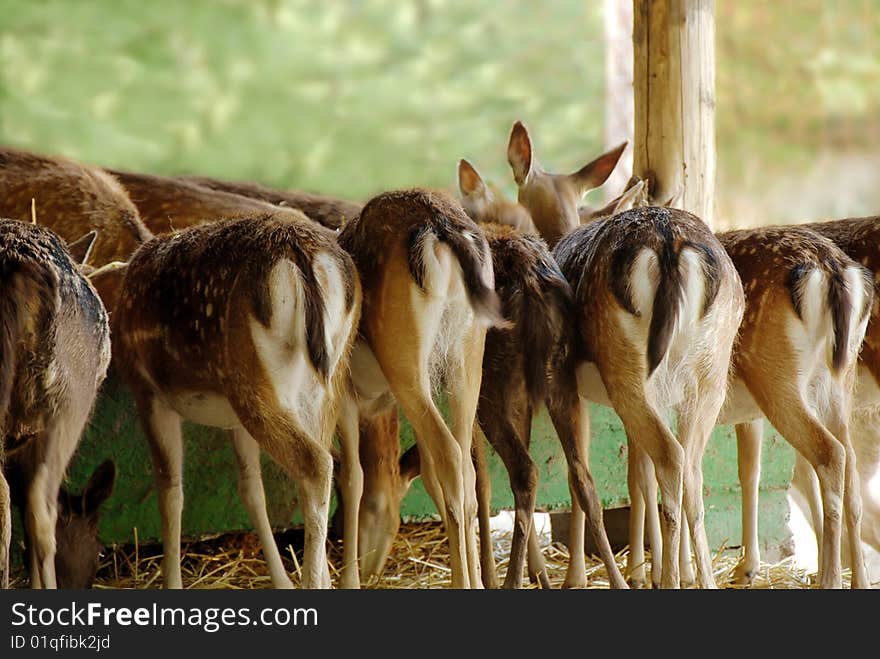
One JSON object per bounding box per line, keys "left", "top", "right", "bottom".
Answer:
{"left": 8, "top": 459, "right": 117, "bottom": 588}
{"left": 592, "top": 209, "right": 874, "bottom": 589}
{"left": 457, "top": 158, "right": 630, "bottom": 588}
{"left": 508, "top": 121, "right": 745, "bottom": 589}
{"left": 176, "top": 174, "right": 363, "bottom": 230}
{"left": 105, "top": 168, "right": 333, "bottom": 236}
{"left": 0, "top": 219, "right": 112, "bottom": 588}
{"left": 336, "top": 188, "right": 504, "bottom": 588}
{"left": 111, "top": 211, "right": 361, "bottom": 589}
{"left": 0, "top": 147, "right": 153, "bottom": 311}
{"left": 731, "top": 215, "right": 880, "bottom": 587}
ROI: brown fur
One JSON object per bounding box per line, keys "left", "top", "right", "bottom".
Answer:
{"left": 508, "top": 122, "right": 743, "bottom": 588}
{"left": 113, "top": 211, "right": 361, "bottom": 589}
{"left": 106, "top": 168, "right": 328, "bottom": 236}
{"left": 0, "top": 148, "right": 153, "bottom": 310}
{"left": 177, "top": 174, "right": 363, "bottom": 230}
{"left": 0, "top": 219, "right": 111, "bottom": 589}
{"left": 337, "top": 188, "right": 502, "bottom": 588}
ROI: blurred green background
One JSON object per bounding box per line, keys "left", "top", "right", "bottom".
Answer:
{"left": 3, "top": 0, "right": 877, "bottom": 228}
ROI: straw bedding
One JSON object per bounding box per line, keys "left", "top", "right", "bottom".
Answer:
{"left": 8, "top": 520, "right": 836, "bottom": 589}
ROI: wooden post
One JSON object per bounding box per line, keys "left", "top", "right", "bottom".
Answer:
{"left": 633, "top": 0, "right": 716, "bottom": 227}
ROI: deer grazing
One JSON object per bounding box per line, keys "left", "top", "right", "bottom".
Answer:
{"left": 457, "top": 158, "right": 637, "bottom": 588}
{"left": 507, "top": 121, "right": 745, "bottom": 589}
{"left": 584, "top": 205, "right": 874, "bottom": 588}
{"left": 729, "top": 215, "right": 880, "bottom": 587}
{"left": 0, "top": 219, "right": 112, "bottom": 588}
{"left": 336, "top": 188, "right": 505, "bottom": 588}
{"left": 111, "top": 211, "right": 361, "bottom": 589}
{"left": 176, "top": 174, "right": 363, "bottom": 230}
{"left": 0, "top": 147, "right": 153, "bottom": 312}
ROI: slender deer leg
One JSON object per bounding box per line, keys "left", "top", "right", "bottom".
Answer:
{"left": 754, "top": 391, "right": 846, "bottom": 589}
{"left": 230, "top": 427, "right": 293, "bottom": 589}
{"left": 526, "top": 517, "right": 551, "bottom": 589}
{"left": 677, "top": 394, "right": 727, "bottom": 589}
{"left": 602, "top": 365, "right": 684, "bottom": 589}
{"left": 733, "top": 418, "right": 763, "bottom": 585}
{"left": 824, "top": 385, "right": 868, "bottom": 589}
{"left": 481, "top": 413, "right": 539, "bottom": 589}
{"left": 548, "top": 380, "right": 628, "bottom": 589}
{"left": 472, "top": 424, "right": 498, "bottom": 589}
{"left": 335, "top": 392, "right": 363, "bottom": 589}
{"left": 627, "top": 442, "right": 662, "bottom": 588}
{"left": 445, "top": 329, "right": 486, "bottom": 590}
{"left": 136, "top": 394, "right": 185, "bottom": 589}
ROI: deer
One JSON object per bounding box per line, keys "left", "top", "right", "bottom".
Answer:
{"left": 457, "top": 159, "right": 655, "bottom": 588}
{"left": 0, "top": 147, "right": 153, "bottom": 312}
{"left": 507, "top": 121, "right": 745, "bottom": 589}
{"left": 565, "top": 186, "right": 875, "bottom": 590}
{"left": 104, "top": 168, "right": 340, "bottom": 236}
{"left": 728, "top": 215, "right": 880, "bottom": 587}
{"left": 175, "top": 174, "right": 363, "bottom": 230}
{"left": 0, "top": 219, "right": 112, "bottom": 589}
{"left": 110, "top": 210, "right": 361, "bottom": 589}
{"left": 336, "top": 188, "right": 506, "bottom": 588}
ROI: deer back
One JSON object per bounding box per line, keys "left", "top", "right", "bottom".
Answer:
{"left": 0, "top": 148, "right": 150, "bottom": 268}
{"left": 178, "top": 174, "right": 362, "bottom": 230}
{"left": 106, "top": 169, "right": 325, "bottom": 236}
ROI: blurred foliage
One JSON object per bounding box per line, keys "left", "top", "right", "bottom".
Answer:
{"left": 0, "top": 0, "right": 606, "bottom": 204}
{"left": 1, "top": 0, "right": 878, "bottom": 222}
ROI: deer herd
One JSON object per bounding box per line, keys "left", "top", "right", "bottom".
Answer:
{"left": 0, "top": 120, "right": 878, "bottom": 591}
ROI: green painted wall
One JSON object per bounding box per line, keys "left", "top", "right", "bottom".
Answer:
{"left": 12, "top": 371, "right": 795, "bottom": 558}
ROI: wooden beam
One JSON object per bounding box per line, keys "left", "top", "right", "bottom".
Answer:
{"left": 633, "top": 0, "right": 716, "bottom": 227}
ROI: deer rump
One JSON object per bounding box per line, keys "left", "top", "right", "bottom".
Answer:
{"left": 556, "top": 207, "right": 724, "bottom": 397}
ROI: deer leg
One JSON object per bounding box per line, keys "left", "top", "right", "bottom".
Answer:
{"left": 757, "top": 398, "right": 846, "bottom": 589}
{"left": 526, "top": 516, "right": 551, "bottom": 589}
{"left": 481, "top": 413, "right": 539, "bottom": 589}
{"left": 445, "top": 330, "right": 487, "bottom": 590}
{"left": 335, "top": 391, "right": 363, "bottom": 589}
{"left": 627, "top": 441, "right": 662, "bottom": 588}
{"left": 824, "top": 389, "right": 868, "bottom": 589}
{"left": 733, "top": 418, "right": 764, "bottom": 586}
{"left": 29, "top": 403, "right": 94, "bottom": 589}
{"left": 548, "top": 385, "right": 627, "bottom": 589}
{"left": 472, "top": 424, "right": 498, "bottom": 589}
{"left": 602, "top": 374, "right": 684, "bottom": 588}
{"left": 230, "top": 427, "right": 293, "bottom": 589}
{"left": 137, "top": 394, "right": 185, "bottom": 589}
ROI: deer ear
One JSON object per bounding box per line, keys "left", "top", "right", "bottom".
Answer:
{"left": 507, "top": 120, "right": 534, "bottom": 186}
{"left": 82, "top": 459, "right": 116, "bottom": 517}
{"left": 398, "top": 444, "right": 420, "bottom": 491}
{"left": 458, "top": 159, "right": 486, "bottom": 197}
{"left": 569, "top": 141, "right": 628, "bottom": 196}
{"left": 67, "top": 230, "right": 98, "bottom": 268}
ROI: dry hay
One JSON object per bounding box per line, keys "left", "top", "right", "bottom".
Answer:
{"left": 8, "top": 520, "right": 837, "bottom": 589}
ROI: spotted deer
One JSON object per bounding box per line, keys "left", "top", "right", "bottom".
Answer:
{"left": 337, "top": 188, "right": 504, "bottom": 589}
{"left": 0, "top": 147, "right": 153, "bottom": 311}
{"left": 176, "top": 174, "right": 363, "bottom": 230}
{"left": 111, "top": 211, "right": 361, "bottom": 589}
{"left": 458, "top": 158, "right": 634, "bottom": 588}
{"left": 508, "top": 121, "right": 745, "bottom": 589}
{"left": 570, "top": 205, "right": 874, "bottom": 589}
{"left": 730, "top": 215, "right": 880, "bottom": 586}
{"left": 103, "top": 168, "right": 396, "bottom": 587}
{"left": 105, "top": 168, "right": 337, "bottom": 236}
{"left": 0, "top": 219, "right": 112, "bottom": 589}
